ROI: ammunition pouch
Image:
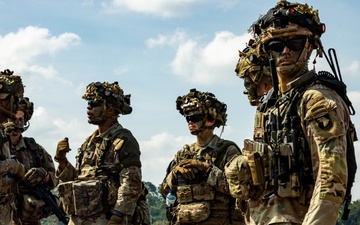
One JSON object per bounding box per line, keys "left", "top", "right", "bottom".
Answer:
{"left": 243, "top": 139, "right": 268, "bottom": 192}
{"left": 57, "top": 181, "right": 75, "bottom": 215}
{"left": 277, "top": 143, "right": 301, "bottom": 198}
{"left": 177, "top": 201, "right": 210, "bottom": 223}
{"left": 73, "top": 179, "right": 105, "bottom": 217}
{"left": 177, "top": 183, "right": 215, "bottom": 204}
{"left": 58, "top": 179, "right": 107, "bottom": 218}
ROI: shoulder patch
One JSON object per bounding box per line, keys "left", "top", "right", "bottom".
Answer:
{"left": 113, "top": 138, "right": 125, "bottom": 151}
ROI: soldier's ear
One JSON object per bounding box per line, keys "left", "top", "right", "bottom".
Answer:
{"left": 205, "top": 118, "right": 216, "bottom": 127}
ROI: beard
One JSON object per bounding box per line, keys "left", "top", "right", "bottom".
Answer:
{"left": 88, "top": 114, "right": 108, "bottom": 125}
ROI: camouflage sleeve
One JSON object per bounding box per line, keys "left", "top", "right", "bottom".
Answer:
{"left": 160, "top": 160, "right": 176, "bottom": 198}
{"left": 225, "top": 155, "right": 252, "bottom": 200}
{"left": 0, "top": 158, "right": 23, "bottom": 176}
{"left": 55, "top": 161, "right": 77, "bottom": 182}
{"left": 113, "top": 166, "right": 142, "bottom": 216}
{"left": 207, "top": 145, "right": 242, "bottom": 194}
{"left": 300, "top": 87, "right": 348, "bottom": 224}
{"left": 38, "top": 144, "right": 59, "bottom": 189}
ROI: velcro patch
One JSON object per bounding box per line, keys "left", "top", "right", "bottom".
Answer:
{"left": 113, "top": 138, "right": 124, "bottom": 151}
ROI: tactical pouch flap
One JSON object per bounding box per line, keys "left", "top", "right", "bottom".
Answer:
{"left": 73, "top": 179, "right": 104, "bottom": 217}
{"left": 177, "top": 201, "right": 210, "bottom": 223}
{"left": 192, "top": 183, "right": 215, "bottom": 201}
{"left": 177, "top": 185, "right": 192, "bottom": 203}
{"left": 57, "top": 181, "right": 75, "bottom": 215}
{"left": 177, "top": 183, "right": 215, "bottom": 204}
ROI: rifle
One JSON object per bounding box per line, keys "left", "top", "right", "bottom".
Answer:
{"left": 23, "top": 180, "right": 69, "bottom": 224}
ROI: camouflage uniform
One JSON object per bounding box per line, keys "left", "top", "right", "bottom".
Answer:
{"left": 0, "top": 70, "right": 26, "bottom": 225}
{"left": 162, "top": 89, "right": 244, "bottom": 225}
{"left": 225, "top": 2, "right": 350, "bottom": 225}
{"left": 1, "top": 97, "right": 59, "bottom": 225}
{"left": 8, "top": 136, "right": 58, "bottom": 225}
{"left": 227, "top": 71, "right": 350, "bottom": 224}
{"left": 56, "top": 82, "right": 150, "bottom": 225}
{"left": 166, "top": 136, "right": 243, "bottom": 225}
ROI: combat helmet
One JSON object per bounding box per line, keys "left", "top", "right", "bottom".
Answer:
{"left": 82, "top": 81, "right": 132, "bottom": 115}
{"left": 253, "top": 1, "right": 326, "bottom": 56}
{"left": 4, "top": 96, "right": 35, "bottom": 133}
{"left": 0, "top": 69, "right": 24, "bottom": 119}
{"left": 0, "top": 69, "right": 24, "bottom": 99}
{"left": 176, "top": 88, "right": 227, "bottom": 127}
{"left": 18, "top": 97, "right": 34, "bottom": 122}
{"left": 235, "top": 40, "right": 272, "bottom": 106}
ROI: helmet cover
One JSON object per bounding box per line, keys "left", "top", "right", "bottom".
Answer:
{"left": 82, "top": 81, "right": 132, "bottom": 115}
{"left": 176, "top": 88, "right": 227, "bottom": 127}
{"left": 18, "top": 97, "right": 34, "bottom": 122}
{"left": 235, "top": 40, "right": 271, "bottom": 83}
{"left": 253, "top": 1, "right": 325, "bottom": 54}
{"left": 0, "top": 69, "right": 24, "bottom": 99}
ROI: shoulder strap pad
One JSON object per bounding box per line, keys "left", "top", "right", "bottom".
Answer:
{"left": 23, "top": 137, "right": 42, "bottom": 167}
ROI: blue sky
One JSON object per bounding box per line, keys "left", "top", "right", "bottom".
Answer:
{"left": 1, "top": 0, "right": 360, "bottom": 200}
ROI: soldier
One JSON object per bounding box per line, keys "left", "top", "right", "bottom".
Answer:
{"left": 235, "top": 39, "right": 272, "bottom": 106}
{"left": 54, "top": 81, "right": 150, "bottom": 225}
{"left": 3, "top": 97, "right": 59, "bottom": 225}
{"left": 0, "top": 70, "right": 27, "bottom": 225}
{"left": 162, "top": 88, "right": 244, "bottom": 225}
{"left": 225, "top": 1, "right": 354, "bottom": 224}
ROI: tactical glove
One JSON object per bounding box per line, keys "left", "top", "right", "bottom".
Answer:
{"left": 3, "top": 121, "right": 16, "bottom": 134}
{"left": 107, "top": 212, "right": 124, "bottom": 225}
{"left": 3, "top": 159, "right": 25, "bottom": 179}
{"left": 54, "top": 137, "right": 70, "bottom": 163}
{"left": 24, "top": 167, "right": 48, "bottom": 186}
{"left": 9, "top": 159, "right": 26, "bottom": 179}
{"left": 178, "top": 159, "right": 210, "bottom": 172}
{"left": 172, "top": 164, "right": 198, "bottom": 180}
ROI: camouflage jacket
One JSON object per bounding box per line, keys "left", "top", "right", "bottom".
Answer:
{"left": 226, "top": 70, "right": 349, "bottom": 224}
{"left": 7, "top": 136, "right": 58, "bottom": 189}
{"left": 56, "top": 122, "right": 143, "bottom": 217}
{"left": 0, "top": 131, "right": 25, "bottom": 224}
{"left": 163, "top": 134, "right": 243, "bottom": 224}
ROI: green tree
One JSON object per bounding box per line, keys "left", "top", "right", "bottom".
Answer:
{"left": 337, "top": 199, "right": 360, "bottom": 224}
{"left": 143, "top": 181, "right": 168, "bottom": 224}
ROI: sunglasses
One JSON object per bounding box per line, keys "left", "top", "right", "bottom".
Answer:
{"left": 267, "top": 38, "right": 307, "bottom": 52}
{"left": 88, "top": 100, "right": 103, "bottom": 108}
{"left": 185, "top": 113, "right": 204, "bottom": 123}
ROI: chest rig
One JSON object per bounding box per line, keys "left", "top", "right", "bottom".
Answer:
{"left": 177, "top": 139, "right": 240, "bottom": 185}
{"left": 76, "top": 127, "right": 127, "bottom": 180}
{"left": 250, "top": 85, "right": 313, "bottom": 200}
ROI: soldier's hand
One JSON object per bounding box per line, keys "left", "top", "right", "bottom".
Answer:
{"left": 7, "top": 159, "right": 25, "bottom": 179}
{"left": 24, "top": 168, "right": 48, "bottom": 186}
{"left": 178, "top": 159, "right": 210, "bottom": 172}
{"left": 107, "top": 213, "right": 124, "bottom": 225}
{"left": 54, "top": 137, "right": 70, "bottom": 163}
{"left": 15, "top": 161, "right": 26, "bottom": 179}
{"left": 172, "top": 164, "right": 198, "bottom": 180}
{"left": 3, "top": 121, "right": 16, "bottom": 134}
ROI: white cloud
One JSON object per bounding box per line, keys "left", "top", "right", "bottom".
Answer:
{"left": 140, "top": 132, "right": 194, "bottom": 185}
{"left": 102, "top": 0, "right": 202, "bottom": 18}
{"left": 170, "top": 31, "right": 251, "bottom": 85}
{"left": 346, "top": 61, "right": 359, "bottom": 76}
{"left": 146, "top": 31, "right": 188, "bottom": 48}
{"left": 0, "top": 26, "right": 81, "bottom": 81}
